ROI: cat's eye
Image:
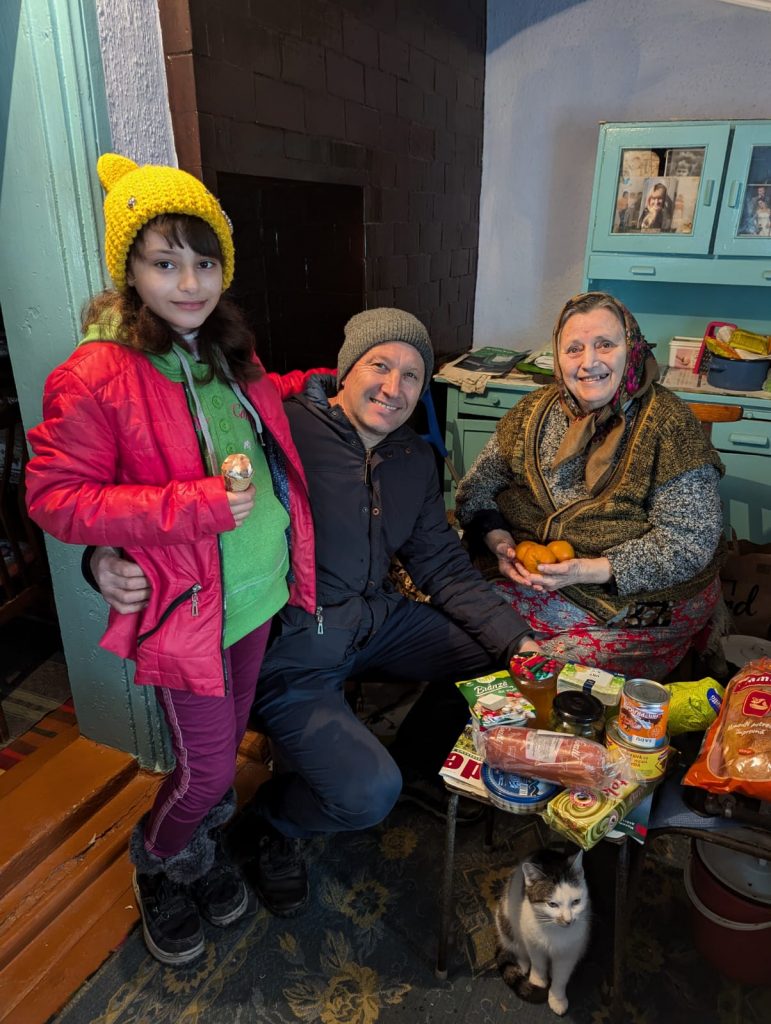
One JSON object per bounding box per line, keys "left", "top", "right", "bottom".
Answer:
{"left": 572, "top": 898, "right": 582, "bottom": 906}
{"left": 547, "top": 901, "right": 559, "bottom": 908}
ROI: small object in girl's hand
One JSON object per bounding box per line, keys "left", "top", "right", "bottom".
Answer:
{"left": 221, "top": 453, "right": 253, "bottom": 492}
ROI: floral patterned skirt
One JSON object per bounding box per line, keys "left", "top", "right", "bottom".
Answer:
{"left": 496, "top": 576, "right": 722, "bottom": 678}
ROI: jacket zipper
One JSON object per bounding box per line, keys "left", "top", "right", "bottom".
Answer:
{"left": 180, "top": 373, "right": 229, "bottom": 694}
{"left": 137, "top": 583, "right": 202, "bottom": 646}
{"left": 364, "top": 448, "right": 372, "bottom": 485}
{"left": 315, "top": 606, "right": 324, "bottom": 635}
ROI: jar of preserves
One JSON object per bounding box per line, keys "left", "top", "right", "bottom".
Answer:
{"left": 551, "top": 691, "right": 605, "bottom": 740}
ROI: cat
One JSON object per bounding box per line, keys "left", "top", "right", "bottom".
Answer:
{"left": 495, "top": 842, "right": 590, "bottom": 1016}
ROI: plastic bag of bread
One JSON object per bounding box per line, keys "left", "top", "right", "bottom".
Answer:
{"left": 478, "top": 725, "right": 629, "bottom": 792}
{"left": 683, "top": 656, "right": 771, "bottom": 801}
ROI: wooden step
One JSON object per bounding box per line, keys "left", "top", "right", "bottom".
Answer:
{"left": 0, "top": 735, "right": 139, "bottom": 901}
{"left": 0, "top": 723, "right": 79, "bottom": 801}
{"left": 0, "top": 729, "right": 270, "bottom": 1024}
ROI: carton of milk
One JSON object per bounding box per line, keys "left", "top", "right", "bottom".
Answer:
{"left": 557, "top": 663, "right": 624, "bottom": 707}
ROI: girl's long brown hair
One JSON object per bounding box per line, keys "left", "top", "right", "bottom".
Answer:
{"left": 82, "top": 214, "right": 262, "bottom": 385}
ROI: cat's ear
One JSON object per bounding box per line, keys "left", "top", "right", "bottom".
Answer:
{"left": 568, "top": 849, "right": 584, "bottom": 875}
{"left": 521, "top": 860, "right": 548, "bottom": 885}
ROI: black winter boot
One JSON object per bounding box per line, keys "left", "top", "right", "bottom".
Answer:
{"left": 130, "top": 820, "right": 205, "bottom": 966}
{"left": 250, "top": 817, "right": 308, "bottom": 917}
{"left": 236, "top": 787, "right": 309, "bottom": 918}
{"left": 188, "top": 791, "right": 248, "bottom": 926}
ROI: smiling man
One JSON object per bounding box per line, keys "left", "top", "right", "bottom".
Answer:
{"left": 237, "top": 308, "right": 537, "bottom": 915}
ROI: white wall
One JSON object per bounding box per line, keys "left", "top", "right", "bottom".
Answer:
{"left": 95, "top": 0, "right": 176, "bottom": 165}
{"left": 476, "top": 0, "right": 770, "bottom": 352}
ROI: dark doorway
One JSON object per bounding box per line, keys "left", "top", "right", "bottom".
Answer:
{"left": 218, "top": 174, "right": 364, "bottom": 374}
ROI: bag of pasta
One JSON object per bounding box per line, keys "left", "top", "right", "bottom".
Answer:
{"left": 683, "top": 657, "right": 771, "bottom": 801}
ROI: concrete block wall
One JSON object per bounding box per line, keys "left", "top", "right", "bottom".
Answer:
{"left": 160, "top": 0, "right": 485, "bottom": 361}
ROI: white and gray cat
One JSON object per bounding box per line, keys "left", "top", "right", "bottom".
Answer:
{"left": 495, "top": 843, "right": 590, "bottom": 1016}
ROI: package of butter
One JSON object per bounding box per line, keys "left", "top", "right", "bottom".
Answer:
{"left": 541, "top": 776, "right": 653, "bottom": 850}
{"left": 557, "top": 663, "right": 625, "bottom": 708}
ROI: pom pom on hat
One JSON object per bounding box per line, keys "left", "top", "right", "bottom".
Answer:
{"left": 97, "top": 153, "right": 235, "bottom": 291}
{"left": 338, "top": 308, "right": 434, "bottom": 395}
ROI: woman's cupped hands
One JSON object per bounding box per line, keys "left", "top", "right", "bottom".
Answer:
{"left": 486, "top": 529, "right": 612, "bottom": 592}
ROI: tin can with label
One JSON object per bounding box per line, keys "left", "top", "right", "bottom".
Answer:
{"left": 605, "top": 717, "right": 670, "bottom": 781}
{"left": 618, "top": 678, "right": 670, "bottom": 749}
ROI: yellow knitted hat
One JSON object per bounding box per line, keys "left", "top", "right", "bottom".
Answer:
{"left": 97, "top": 153, "right": 235, "bottom": 291}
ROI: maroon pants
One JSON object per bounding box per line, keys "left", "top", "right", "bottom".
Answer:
{"left": 143, "top": 621, "right": 272, "bottom": 859}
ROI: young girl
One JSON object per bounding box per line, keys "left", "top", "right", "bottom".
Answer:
{"left": 25, "top": 154, "right": 316, "bottom": 965}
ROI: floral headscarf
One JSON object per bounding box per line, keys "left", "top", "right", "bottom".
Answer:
{"left": 551, "top": 292, "right": 659, "bottom": 494}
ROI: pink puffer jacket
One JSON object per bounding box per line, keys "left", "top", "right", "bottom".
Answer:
{"left": 26, "top": 342, "right": 317, "bottom": 696}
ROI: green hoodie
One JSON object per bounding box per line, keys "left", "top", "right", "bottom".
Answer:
{"left": 81, "top": 323, "right": 289, "bottom": 647}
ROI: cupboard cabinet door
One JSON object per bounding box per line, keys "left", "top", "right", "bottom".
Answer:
{"left": 447, "top": 421, "right": 495, "bottom": 484}
{"left": 714, "top": 123, "right": 771, "bottom": 259}
{"left": 590, "top": 123, "right": 731, "bottom": 256}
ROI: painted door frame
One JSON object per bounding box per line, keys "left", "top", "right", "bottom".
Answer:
{"left": 0, "top": 0, "right": 171, "bottom": 769}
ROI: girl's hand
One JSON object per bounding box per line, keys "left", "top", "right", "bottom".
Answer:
{"left": 227, "top": 484, "right": 255, "bottom": 527}
{"left": 525, "top": 557, "right": 612, "bottom": 593}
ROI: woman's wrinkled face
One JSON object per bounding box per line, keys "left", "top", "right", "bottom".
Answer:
{"left": 558, "top": 307, "right": 627, "bottom": 413}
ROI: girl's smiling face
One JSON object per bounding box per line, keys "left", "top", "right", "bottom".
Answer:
{"left": 127, "top": 227, "right": 222, "bottom": 333}
{"left": 557, "top": 307, "right": 627, "bottom": 413}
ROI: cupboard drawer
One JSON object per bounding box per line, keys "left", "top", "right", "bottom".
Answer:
{"left": 711, "top": 418, "right": 771, "bottom": 456}
{"left": 456, "top": 386, "right": 533, "bottom": 418}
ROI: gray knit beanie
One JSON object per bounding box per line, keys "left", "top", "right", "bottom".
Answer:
{"left": 337, "top": 308, "right": 434, "bottom": 395}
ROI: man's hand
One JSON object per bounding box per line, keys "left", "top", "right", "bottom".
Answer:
{"left": 90, "top": 547, "right": 151, "bottom": 614}
{"left": 485, "top": 528, "right": 521, "bottom": 583}
{"left": 227, "top": 484, "right": 255, "bottom": 527}
{"left": 516, "top": 637, "right": 541, "bottom": 654}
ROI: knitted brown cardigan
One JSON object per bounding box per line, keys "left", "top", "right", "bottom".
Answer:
{"left": 495, "top": 383, "right": 725, "bottom": 622}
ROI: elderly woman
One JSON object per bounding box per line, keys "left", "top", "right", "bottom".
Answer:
{"left": 455, "top": 292, "right": 725, "bottom": 677}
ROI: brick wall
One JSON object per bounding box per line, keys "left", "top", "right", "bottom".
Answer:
{"left": 160, "top": 0, "right": 485, "bottom": 362}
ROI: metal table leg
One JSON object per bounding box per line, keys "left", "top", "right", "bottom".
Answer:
{"left": 435, "top": 790, "right": 459, "bottom": 979}
{"left": 483, "top": 804, "right": 495, "bottom": 851}
{"left": 610, "top": 838, "right": 630, "bottom": 1022}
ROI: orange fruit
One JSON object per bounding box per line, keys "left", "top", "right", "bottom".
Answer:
{"left": 515, "top": 541, "right": 537, "bottom": 562}
{"left": 547, "top": 540, "right": 575, "bottom": 562}
{"left": 520, "top": 543, "right": 557, "bottom": 572}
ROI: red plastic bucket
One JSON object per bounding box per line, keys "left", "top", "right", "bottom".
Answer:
{"left": 684, "top": 841, "right": 771, "bottom": 986}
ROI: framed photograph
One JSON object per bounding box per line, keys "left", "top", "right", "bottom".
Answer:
{"left": 664, "top": 148, "right": 705, "bottom": 178}
{"left": 638, "top": 177, "right": 676, "bottom": 232}
{"left": 738, "top": 184, "right": 771, "bottom": 236}
{"left": 619, "top": 149, "right": 660, "bottom": 181}
{"left": 613, "top": 177, "right": 644, "bottom": 233}
{"left": 670, "top": 176, "right": 699, "bottom": 234}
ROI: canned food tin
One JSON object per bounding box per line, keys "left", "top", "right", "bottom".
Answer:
{"left": 618, "top": 678, "right": 670, "bottom": 749}
{"left": 605, "top": 717, "right": 670, "bottom": 781}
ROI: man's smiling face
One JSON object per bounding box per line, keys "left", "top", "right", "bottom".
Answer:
{"left": 333, "top": 341, "right": 424, "bottom": 448}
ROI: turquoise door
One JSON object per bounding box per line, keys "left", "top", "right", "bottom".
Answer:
{"left": 714, "top": 123, "right": 771, "bottom": 260}
{"left": 590, "top": 123, "right": 731, "bottom": 256}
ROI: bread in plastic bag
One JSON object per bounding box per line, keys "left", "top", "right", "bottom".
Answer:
{"left": 683, "top": 656, "right": 771, "bottom": 800}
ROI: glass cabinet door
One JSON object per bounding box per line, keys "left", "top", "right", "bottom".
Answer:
{"left": 590, "top": 123, "right": 731, "bottom": 255}
{"left": 714, "top": 124, "right": 771, "bottom": 258}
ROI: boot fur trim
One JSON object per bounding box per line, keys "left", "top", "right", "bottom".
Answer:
{"left": 129, "top": 790, "right": 237, "bottom": 885}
